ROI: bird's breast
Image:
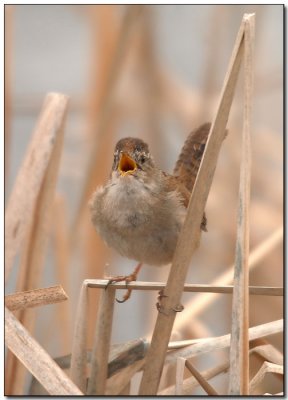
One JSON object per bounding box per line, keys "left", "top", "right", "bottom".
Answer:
{"left": 90, "top": 176, "right": 186, "bottom": 265}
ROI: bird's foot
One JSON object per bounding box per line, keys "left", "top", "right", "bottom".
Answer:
{"left": 105, "top": 263, "right": 142, "bottom": 303}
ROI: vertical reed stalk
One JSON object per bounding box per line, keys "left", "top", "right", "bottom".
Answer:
{"left": 87, "top": 286, "right": 116, "bottom": 395}
{"left": 70, "top": 282, "right": 89, "bottom": 393}
{"left": 228, "top": 13, "right": 255, "bottom": 395}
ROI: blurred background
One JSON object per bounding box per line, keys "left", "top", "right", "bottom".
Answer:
{"left": 5, "top": 4, "right": 283, "bottom": 395}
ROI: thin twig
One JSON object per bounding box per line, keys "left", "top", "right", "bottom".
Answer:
{"left": 5, "top": 285, "right": 68, "bottom": 311}
{"left": 185, "top": 359, "right": 219, "bottom": 395}
{"left": 5, "top": 307, "right": 83, "bottom": 396}
{"left": 86, "top": 279, "right": 283, "bottom": 296}
{"left": 159, "top": 360, "right": 229, "bottom": 395}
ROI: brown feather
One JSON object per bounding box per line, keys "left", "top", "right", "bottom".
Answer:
{"left": 173, "top": 123, "right": 211, "bottom": 232}
{"left": 173, "top": 122, "right": 211, "bottom": 191}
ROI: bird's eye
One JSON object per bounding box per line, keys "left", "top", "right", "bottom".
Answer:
{"left": 140, "top": 155, "right": 146, "bottom": 163}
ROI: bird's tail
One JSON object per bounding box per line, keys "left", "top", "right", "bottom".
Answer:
{"left": 173, "top": 123, "right": 212, "bottom": 232}
{"left": 173, "top": 122, "right": 211, "bottom": 192}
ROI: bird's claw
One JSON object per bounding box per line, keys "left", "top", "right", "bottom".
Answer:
{"left": 116, "top": 288, "right": 132, "bottom": 303}
{"left": 105, "top": 270, "right": 139, "bottom": 303}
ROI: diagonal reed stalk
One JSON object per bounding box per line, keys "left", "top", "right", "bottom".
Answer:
{"left": 5, "top": 93, "right": 69, "bottom": 395}
{"left": 228, "top": 13, "right": 255, "bottom": 395}
{"left": 185, "top": 359, "right": 219, "bottom": 395}
{"left": 166, "top": 319, "right": 283, "bottom": 362}
{"left": 5, "top": 93, "right": 68, "bottom": 284}
{"left": 5, "top": 307, "right": 83, "bottom": 396}
{"left": 138, "top": 15, "right": 246, "bottom": 395}
{"left": 159, "top": 360, "right": 230, "bottom": 395}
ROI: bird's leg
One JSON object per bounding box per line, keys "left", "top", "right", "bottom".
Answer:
{"left": 105, "top": 262, "right": 143, "bottom": 303}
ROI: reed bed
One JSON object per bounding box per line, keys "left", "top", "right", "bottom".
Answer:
{"left": 5, "top": 5, "right": 283, "bottom": 396}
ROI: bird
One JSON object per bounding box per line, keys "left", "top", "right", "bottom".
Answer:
{"left": 89, "top": 123, "right": 211, "bottom": 302}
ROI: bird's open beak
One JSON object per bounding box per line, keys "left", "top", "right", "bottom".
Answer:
{"left": 118, "top": 153, "right": 137, "bottom": 176}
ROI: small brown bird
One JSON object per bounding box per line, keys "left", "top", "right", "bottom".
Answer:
{"left": 90, "top": 123, "right": 210, "bottom": 302}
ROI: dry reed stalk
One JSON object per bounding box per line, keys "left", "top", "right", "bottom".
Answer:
{"left": 159, "top": 360, "right": 229, "bottom": 395}
{"left": 229, "top": 14, "right": 255, "bottom": 395}
{"left": 108, "top": 338, "right": 147, "bottom": 377}
{"left": 5, "top": 93, "right": 68, "bottom": 283}
{"left": 250, "top": 344, "right": 283, "bottom": 365}
{"left": 185, "top": 359, "right": 219, "bottom": 395}
{"left": 5, "top": 285, "right": 68, "bottom": 311}
{"left": 70, "top": 282, "right": 89, "bottom": 393}
{"left": 86, "top": 279, "right": 283, "bottom": 296}
{"left": 166, "top": 319, "right": 282, "bottom": 362}
{"left": 52, "top": 195, "right": 72, "bottom": 353}
{"left": 5, "top": 307, "right": 83, "bottom": 396}
{"left": 4, "top": 5, "right": 13, "bottom": 186}
{"left": 5, "top": 93, "right": 69, "bottom": 395}
{"left": 87, "top": 286, "right": 116, "bottom": 395}
{"left": 139, "top": 14, "right": 246, "bottom": 394}
{"left": 54, "top": 338, "right": 147, "bottom": 376}
{"left": 175, "top": 357, "right": 186, "bottom": 395}
{"left": 87, "top": 319, "right": 281, "bottom": 395}
{"left": 249, "top": 361, "right": 283, "bottom": 394}
{"left": 173, "top": 226, "right": 283, "bottom": 335}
